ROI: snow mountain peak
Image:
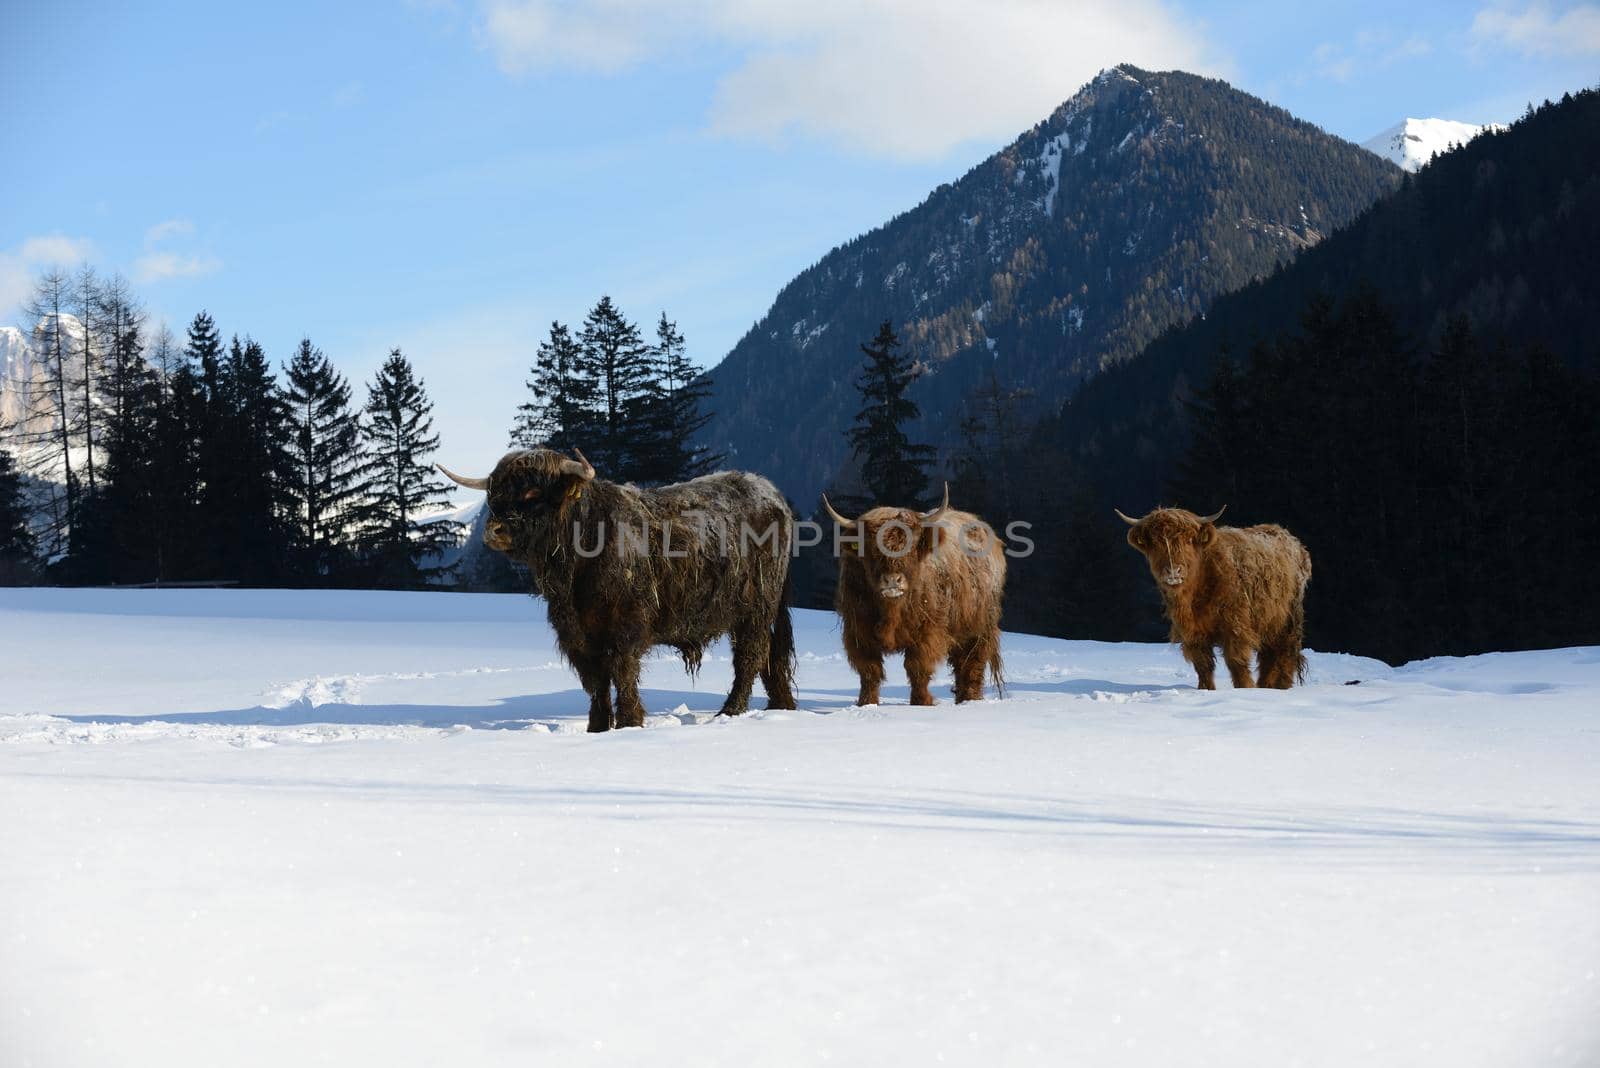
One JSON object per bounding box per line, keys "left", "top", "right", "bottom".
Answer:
{"left": 1361, "top": 117, "right": 1503, "bottom": 173}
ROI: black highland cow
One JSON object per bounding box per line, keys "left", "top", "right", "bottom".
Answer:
{"left": 440, "top": 448, "right": 797, "bottom": 731}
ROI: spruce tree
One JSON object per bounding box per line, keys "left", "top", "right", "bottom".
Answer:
{"left": 153, "top": 329, "right": 207, "bottom": 581}
{"left": 846, "top": 320, "right": 935, "bottom": 507}
{"left": 221, "top": 336, "right": 293, "bottom": 583}
{"left": 356, "top": 349, "right": 456, "bottom": 587}
{"left": 284, "top": 339, "right": 365, "bottom": 579}
{"left": 578, "top": 296, "right": 652, "bottom": 478}
{"left": 511, "top": 321, "right": 596, "bottom": 453}
{"left": 0, "top": 444, "right": 37, "bottom": 585}
{"left": 636, "top": 313, "right": 719, "bottom": 484}
{"left": 182, "top": 312, "right": 228, "bottom": 576}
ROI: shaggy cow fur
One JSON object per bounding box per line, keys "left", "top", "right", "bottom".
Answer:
{"left": 446, "top": 448, "right": 797, "bottom": 731}
{"left": 828, "top": 493, "right": 1006, "bottom": 706}
{"left": 1119, "top": 506, "right": 1312, "bottom": 690}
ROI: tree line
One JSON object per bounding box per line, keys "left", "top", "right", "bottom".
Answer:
{"left": 0, "top": 267, "right": 457, "bottom": 587}
{"left": 0, "top": 270, "right": 716, "bottom": 589}
{"left": 1173, "top": 289, "right": 1600, "bottom": 662}
{"left": 6, "top": 270, "right": 1596, "bottom": 664}
{"left": 799, "top": 296, "right": 1600, "bottom": 666}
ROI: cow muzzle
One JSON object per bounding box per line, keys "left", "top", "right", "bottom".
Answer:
{"left": 484, "top": 520, "right": 513, "bottom": 552}
{"left": 1162, "top": 568, "right": 1185, "bottom": 587}
{"left": 878, "top": 575, "right": 908, "bottom": 599}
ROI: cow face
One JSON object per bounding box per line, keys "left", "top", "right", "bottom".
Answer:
{"left": 853, "top": 511, "right": 938, "bottom": 601}
{"left": 824, "top": 484, "right": 954, "bottom": 603}
{"left": 1118, "top": 507, "right": 1226, "bottom": 591}
{"left": 438, "top": 449, "right": 596, "bottom": 554}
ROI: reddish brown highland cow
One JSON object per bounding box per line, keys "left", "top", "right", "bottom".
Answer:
{"left": 1117, "top": 506, "right": 1312, "bottom": 689}
{"left": 824, "top": 485, "right": 1006, "bottom": 706}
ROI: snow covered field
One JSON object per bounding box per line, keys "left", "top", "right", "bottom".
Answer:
{"left": 2, "top": 588, "right": 1597, "bottom": 1067}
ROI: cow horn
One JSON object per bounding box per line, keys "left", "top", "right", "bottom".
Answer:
{"left": 560, "top": 448, "right": 596, "bottom": 481}
{"left": 923, "top": 482, "right": 951, "bottom": 522}
{"left": 437, "top": 463, "right": 489, "bottom": 491}
{"left": 1114, "top": 508, "right": 1140, "bottom": 526}
{"left": 1199, "top": 505, "right": 1227, "bottom": 525}
{"left": 820, "top": 494, "right": 854, "bottom": 527}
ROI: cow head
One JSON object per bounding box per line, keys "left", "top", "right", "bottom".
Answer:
{"left": 1116, "top": 506, "right": 1226, "bottom": 591}
{"left": 439, "top": 448, "right": 596, "bottom": 554}
{"left": 824, "top": 484, "right": 951, "bottom": 601}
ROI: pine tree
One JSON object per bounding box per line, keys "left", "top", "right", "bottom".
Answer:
{"left": 71, "top": 282, "right": 160, "bottom": 583}
{"left": 511, "top": 321, "right": 596, "bottom": 453}
{"left": 846, "top": 320, "right": 935, "bottom": 507}
{"left": 0, "top": 444, "right": 37, "bottom": 584}
{"left": 152, "top": 327, "right": 206, "bottom": 581}
{"left": 183, "top": 312, "right": 229, "bottom": 576}
{"left": 637, "top": 313, "right": 719, "bottom": 484}
{"left": 578, "top": 296, "right": 652, "bottom": 478}
{"left": 356, "top": 349, "right": 457, "bottom": 587}
{"left": 220, "top": 336, "right": 293, "bottom": 583}
{"left": 284, "top": 339, "right": 365, "bottom": 580}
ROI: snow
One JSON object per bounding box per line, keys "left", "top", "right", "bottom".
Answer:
{"left": 2, "top": 587, "right": 1597, "bottom": 1066}
{"left": 1034, "top": 131, "right": 1071, "bottom": 217}
{"left": 1361, "top": 117, "right": 1502, "bottom": 173}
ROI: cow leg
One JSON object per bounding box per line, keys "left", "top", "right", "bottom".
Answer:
{"left": 569, "top": 650, "right": 613, "bottom": 733}
{"left": 842, "top": 623, "right": 885, "bottom": 706}
{"left": 905, "top": 639, "right": 947, "bottom": 706}
{"left": 721, "top": 623, "right": 768, "bottom": 717}
{"left": 1258, "top": 630, "right": 1301, "bottom": 689}
{"left": 606, "top": 641, "right": 649, "bottom": 729}
{"left": 1256, "top": 643, "right": 1281, "bottom": 689}
{"left": 949, "top": 639, "right": 987, "bottom": 703}
{"left": 1183, "top": 641, "right": 1217, "bottom": 690}
{"left": 759, "top": 662, "right": 796, "bottom": 711}
{"left": 1222, "top": 640, "right": 1256, "bottom": 689}
{"left": 759, "top": 614, "right": 797, "bottom": 712}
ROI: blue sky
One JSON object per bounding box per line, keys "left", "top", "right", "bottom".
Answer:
{"left": 4, "top": 0, "right": 1597, "bottom": 476}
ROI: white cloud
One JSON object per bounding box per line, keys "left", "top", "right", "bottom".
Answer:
{"left": 134, "top": 218, "right": 220, "bottom": 284}
{"left": 132, "top": 251, "right": 222, "bottom": 284}
{"left": 476, "top": 0, "right": 1225, "bottom": 160}
{"left": 1472, "top": 2, "right": 1600, "bottom": 56}
{"left": 144, "top": 218, "right": 196, "bottom": 244}
{"left": 0, "top": 234, "right": 97, "bottom": 317}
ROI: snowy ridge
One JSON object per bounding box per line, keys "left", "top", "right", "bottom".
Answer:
{"left": 1361, "top": 117, "right": 1503, "bottom": 172}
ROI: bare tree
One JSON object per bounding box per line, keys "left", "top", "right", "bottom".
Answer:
{"left": 19, "top": 269, "right": 75, "bottom": 556}
{"left": 96, "top": 273, "right": 146, "bottom": 432}
{"left": 69, "top": 264, "right": 104, "bottom": 495}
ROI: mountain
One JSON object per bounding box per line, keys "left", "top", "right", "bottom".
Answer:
{"left": 1361, "top": 117, "right": 1501, "bottom": 172}
{"left": 1048, "top": 86, "right": 1600, "bottom": 509}
{"left": 700, "top": 65, "right": 1402, "bottom": 506}
{"left": 0, "top": 325, "right": 31, "bottom": 433}
{"left": 0, "top": 313, "right": 87, "bottom": 446}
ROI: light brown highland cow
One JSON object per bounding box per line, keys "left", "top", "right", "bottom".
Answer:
{"left": 825, "top": 485, "right": 1006, "bottom": 706}
{"left": 1117, "top": 506, "right": 1312, "bottom": 689}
